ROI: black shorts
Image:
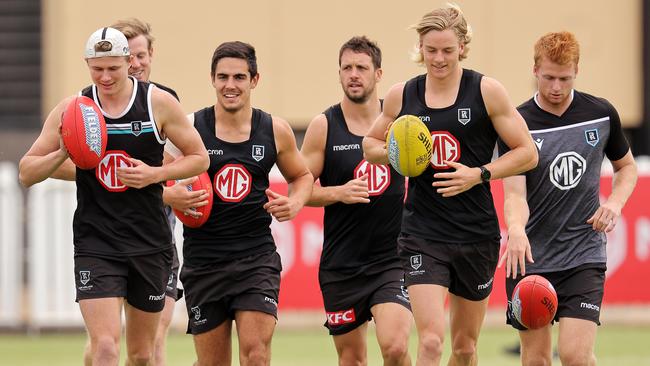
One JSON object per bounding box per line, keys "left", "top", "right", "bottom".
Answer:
{"left": 74, "top": 248, "right": 173, "bottom": 312}
{"left": 181, "top": 250, "right": 282, "bottom": 335}
{"left": 165, "top": 246, "right": 183, "bottom": 300}
{"left": 319, "top": 267, "right": 411, "bottom": 336}
{"left": 398, "top": 233, "right": 500, "bottom": 301}
{"left": 164, "top": 205, "right": 183, "bottom": 300}
{"left": 505, "top": 263, "right": 606, "bottom": 330}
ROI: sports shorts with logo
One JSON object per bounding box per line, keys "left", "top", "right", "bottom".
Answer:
{"left": 319, "top": 266, "right": 411, "bottom": 335}
{"left": 74, "top": 247, "right": 173, "bottom": 312}
{"left": 506, "top": 262, "right": 606, "bottom": 330}
{"left": 164, "top": 205, "right": 183, "bottom": 301}
{"left": 398, "top": 233, "right": 500, "bottom": 300}
{"left": 181, "top": 249, "right": 282, "bottom": 335}
{"left": 165, "top": 246, "right": 183, "bottom": 300}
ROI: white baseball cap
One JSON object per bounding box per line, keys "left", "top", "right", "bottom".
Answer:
{"left": 84, "top": 27, "right": 130, "bottom": 59}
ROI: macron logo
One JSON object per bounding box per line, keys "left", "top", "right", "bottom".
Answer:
{"left": 580, "top": 302, "right": 600, "bottom": 312}
{"left": 264, "top": 296, "right": 278, "bottom": 307}
{"left": 333, "top": 144, "right": 360, "bottom": 151}
{"left": 477, "top": 277, "right": 494, "bottom": 290}
{"left": 148, "top": 293, "right": 165, "bottom": 301}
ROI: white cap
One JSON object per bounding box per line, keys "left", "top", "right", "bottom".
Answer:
{"left": 84, "top": 27, "right": 130, "bottom": 59}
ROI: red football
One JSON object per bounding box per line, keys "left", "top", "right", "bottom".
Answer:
{"left": 511, "top": 275, "right": 558, "bottom": 329}
{"left": 165, "top": 172, "right": 213, "bottom": 228}
{"left": 61, "top": 96, "right": 107, "bottom": 169}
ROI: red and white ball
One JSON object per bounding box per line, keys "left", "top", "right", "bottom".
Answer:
{"left": 511, "top": 275, "right": 558, "bottom": 329}
{"left": 166, "top": 172, "right": 213, "bottom": 228}
{"left": 61, "top": 96, "right": 107, "bottom": 169}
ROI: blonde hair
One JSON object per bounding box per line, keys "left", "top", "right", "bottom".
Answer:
{"left": 111, "top": 18, "right": 155, "bottom": 50}
{"left": 410, "top": 3, "right": 472, "bottom": 63}
{"left": 534, "top": 31, "right": 580, "bottom": 68}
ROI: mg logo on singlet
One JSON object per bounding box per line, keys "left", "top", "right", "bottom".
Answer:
{"left": 353, "top": 160, "right": 390, "bottom": 196}
{"left": 96, "top": 150, "right": 133, "bottom": 192}
{"left": 549, "top": 151, "right": 587, "bottom": 190}
{"left": 430, "top": 131, "right": 460, "bottom": 169}
{"left": 214, "top": 164, "right": 252, "bottom": 202}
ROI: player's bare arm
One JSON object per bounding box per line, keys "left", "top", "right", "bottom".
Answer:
{"left": 499, "top": 175, "right": 534, "bottom": 278}
{"left": 301, "top": 114, "right": 369, "bottom": 207}
{"left": 482, "top": 77, "right": 538, "bottom": 177}
{"left": 117, "top": 89, "right": 209, "bottom": 188}
{"left": 433, "top": 77, "right": 538, "bottom": 197}
{"left": 362, "top": 82, "right": 405, "bottom": 165}
{"left": 160, "top": 113, "right": 209, "bottom": 216}
{"left": 18, "top": 96, "right": 75, "bottom": 187}
{"left": 264, "top": 116, "right": 313, "bottom": 222}
{"left": 587, "top": 151, "right": 637, "bottom": 232}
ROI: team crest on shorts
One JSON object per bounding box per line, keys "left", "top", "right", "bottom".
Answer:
{"left": 131, "top": 121, "right": 142, "bottom": 136}
{"left": 458, "top": 108, "right": 471, "bottom": 125}
{"left": 191, "top": 306, "right": 201, "bottom": 321}
{"left": 252, "top": 145, "right": 265, "bottom": 162}
{"left": 79, "top": 271, "right": 91, "bottom": 285}
{"left": 410, "top": 254, "right": 422, "bottom": 270}
{"left": 585, "top": 129, "right": 599, "bottom": 146}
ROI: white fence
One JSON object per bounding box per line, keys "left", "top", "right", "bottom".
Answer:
{"left": 0, "top": 162, "right": 22, "bottom": 327}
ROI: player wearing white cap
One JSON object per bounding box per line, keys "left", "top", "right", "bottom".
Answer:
{"left": 19, "top": 27, "right": 208, "bottom": 365}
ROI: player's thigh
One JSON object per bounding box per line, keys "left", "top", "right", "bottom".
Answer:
{"left": 557, "top": 317, "right": 597, "bottom": 361}
{"left": 193, "top": 319, "right": 234, "bottom": 365}
{"left": 79, "top": 297, "right": 123, "bottom": 341}
{"left": 123, "top": 301, "right": 162, "bottom": 353}
{"left": 332, "top": 322, "right": 369, "bottom": 361}
{"left": 234, "top": 310, "right": 277, "bottom": 349}
{"left": 371, "top": 302, "right": 412, "bottom": 349}
{"left": 408, "top": 284, "right": 447, "bottom": 338}
{"left": 519, "top": 325, "right": 553, "bottom": 363}
{"left": 448, "top": 293, "right": 489, "bottom": 344}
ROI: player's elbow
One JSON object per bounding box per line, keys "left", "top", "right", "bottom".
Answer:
{"left": 362, "top": 136, "right": 383, "bottom": 164}
{"left": 524, "top": 144, "right": 539, "bottom": 171}
{"left": 198, "top": 153, "right": 210, "bottom": 172}
{"left": 18, "top": 161, "right": 36, "bottom": 188}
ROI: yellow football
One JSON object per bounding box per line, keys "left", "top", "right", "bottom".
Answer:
{"left": 386, "top": 115, "right": 433, "bottom": 177}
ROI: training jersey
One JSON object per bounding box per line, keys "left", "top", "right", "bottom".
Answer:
{"left": 319, "top": 103, "right": 405, "bottom": 275}
{"left": 500, "top": 90, "right": 629, "bottom": 272}
{"left": 398, "top": 69, "right": 500, "bottom": 243}
{"left": 183, "top": 107, "right": 277, "bottom": 266}
{"left": 74, "top": 77, "right": 171, "bottom": 255}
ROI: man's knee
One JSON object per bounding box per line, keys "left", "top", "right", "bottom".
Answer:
{"left": 419, "top": 333, "right": 444, "bottom": 359}
{"left": 380, "top": 339, "right": 409, "bottom": 363}
{"left": 559, "top": 350, "right": 596, "bottom": 366}
{"left": 127, "top": 350, "right": 154, "bottom": 366}
{"left": 92, "top": 336, "right": 120, "bottom": 362}
{"left": 240, "top": 343, "right": 271, "bottom": 365}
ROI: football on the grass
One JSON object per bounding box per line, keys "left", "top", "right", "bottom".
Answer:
{"left": 165, "top": 172, "right": 213, "bottom": 228}
{"left": 511, "top": 275, "right": 558, "bottom": 329}
{"left": 61, "top": 96, "right": 107, "bottom": 169}
{"left": 386, "top": 114, "right": 432, "bottom": 177}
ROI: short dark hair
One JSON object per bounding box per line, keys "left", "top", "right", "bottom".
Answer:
{"left": 210, "top": 41, "right": 258, "bottom": 79}
{"left": 338, "top": 36, "right": 382, "bottom": 69}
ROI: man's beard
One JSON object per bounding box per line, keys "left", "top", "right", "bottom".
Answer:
{"left": 344, "top": 88, "right": 372, "bottom": 104}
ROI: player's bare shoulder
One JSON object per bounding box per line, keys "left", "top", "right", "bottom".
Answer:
{"left": 271, "top": 115, "right": 299, "bottom": 152}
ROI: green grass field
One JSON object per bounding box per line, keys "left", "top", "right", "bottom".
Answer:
{"left": 1, "top": 325, "right": 649, "bottom": 365}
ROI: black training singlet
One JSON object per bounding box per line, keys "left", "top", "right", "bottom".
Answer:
{"left": 319, "top": 104, "right": 404, "bottom": 273}
{"left": 183, "top": 107, "right": 277, "bottom": 266}
{"left": 74, "top": 77, "right": 171, "bottom": 255}
{"left": 398, "top": 69, "right": 500, "bottom": 243}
